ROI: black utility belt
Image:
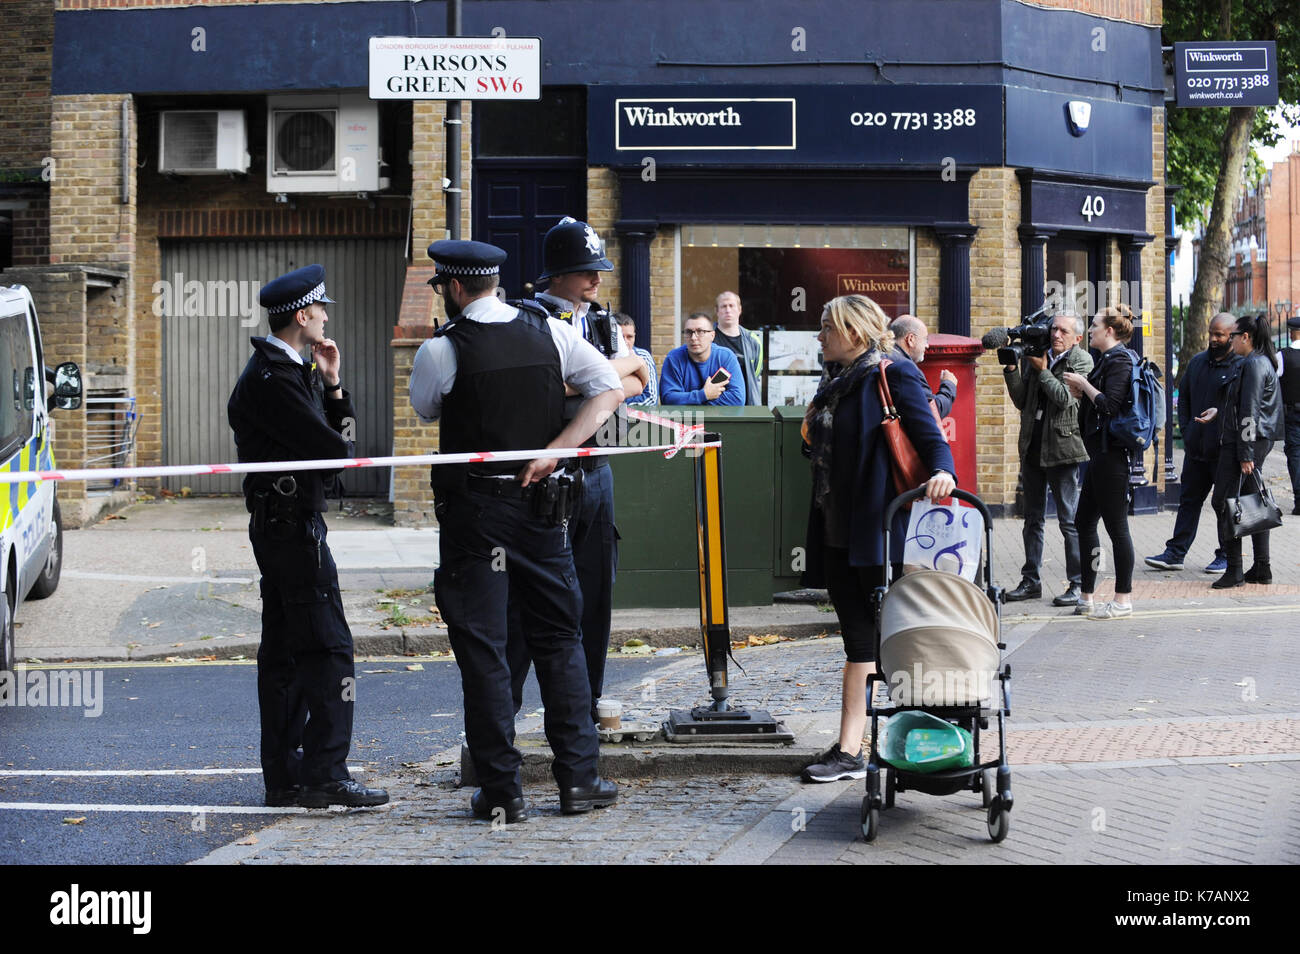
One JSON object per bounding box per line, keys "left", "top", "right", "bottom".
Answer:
{"left": 251, "top": 476, "right": 312, "bottom": 536}
{"left": 465, "top": 470, "right": 583, "bottom": 526}
{"left": 575, "top": 456, "right": 609, "bottom": 472}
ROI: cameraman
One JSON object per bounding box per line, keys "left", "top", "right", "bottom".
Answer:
{"left": 1001, "top": 311, "right": 1092, "bottom": 606}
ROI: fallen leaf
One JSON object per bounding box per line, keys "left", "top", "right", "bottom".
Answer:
{"left": 405, "top": 663, "right": 424, "bottom": 671}
{"left": 172, "top": 642, "right": 184, "bottom": 648}
{"left": 235, "top": 834, "right": 258, "bottom": 846}
{"left": 63, "top": 816, "right": 86, "bottom": 825}
{"left": 147, "top": 622, "right": 163, "bottom": 629}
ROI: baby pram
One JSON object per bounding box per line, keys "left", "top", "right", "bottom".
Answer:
{"left": 861, "top": 488, "right": 1012, "bottom": 843}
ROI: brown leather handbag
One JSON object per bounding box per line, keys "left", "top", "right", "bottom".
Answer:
{"left": 877, "top": 359, "right": 946, "bottom": 495}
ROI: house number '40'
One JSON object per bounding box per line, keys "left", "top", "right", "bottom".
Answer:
{"left": 1081, "top": 195, "right": 1106, "bottom": 222}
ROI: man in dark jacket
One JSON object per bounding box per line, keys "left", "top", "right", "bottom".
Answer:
{"left": 1001, "top": 312, "right": 1092, "bottom": 605}
{"left": 1145, "top": 313, "right": 1237, "bottom": 573}
{"left": 889, "top": 314, "right": 956, "bottom": 417}
{"left": 228, "top": 264, "right": 387, "bottom": 810}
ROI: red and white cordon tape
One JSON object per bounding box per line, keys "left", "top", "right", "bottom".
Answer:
{"left": 0, "top": 407, "right": 714, "bottom": 485}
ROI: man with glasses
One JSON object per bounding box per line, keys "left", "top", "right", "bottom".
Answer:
{"left": 1145, "top": 312, "right": 1238, "bottom": 573}
{"left": 1001, "top": 311, "right": 1093, "bottom": 606}
{"left": 659, "top": 311, "right": 746, "bottom": 405}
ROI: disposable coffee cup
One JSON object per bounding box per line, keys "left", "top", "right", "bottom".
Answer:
{"left": 596, "top": 699, "right": 622, "bottom": 730}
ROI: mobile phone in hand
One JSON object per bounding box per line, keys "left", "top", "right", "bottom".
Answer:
{"left": 708, "top": 368, "right": 731, "bottom": 385}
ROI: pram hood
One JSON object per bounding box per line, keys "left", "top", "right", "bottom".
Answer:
{"left": 879, "top": 569, "right": 1000, "bottom": 706}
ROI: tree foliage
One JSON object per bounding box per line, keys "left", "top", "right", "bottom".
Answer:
{"left": 1163, "top": 0, "right": 1300, "bottom": 377}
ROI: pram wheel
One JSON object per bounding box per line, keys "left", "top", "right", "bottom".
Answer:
{"left": 981, "top": 768, "right": 995, "bottom": 808}
{"left": 987, "top": 799, "right": 1010, "bottom": 843}
{"left": 861, "top": 798, "right": 879, "bottom": 842}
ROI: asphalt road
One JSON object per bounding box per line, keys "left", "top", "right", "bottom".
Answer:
{"left": 0, "top": 653, "right": 684, "bottom": 864}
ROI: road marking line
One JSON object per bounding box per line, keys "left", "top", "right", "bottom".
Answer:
{"left": 1004, "top": 603, "right": 1299, "bottom": 623}
{"left": 0, "top": 766, "right": 366, "bottom": 777}
{"left": 0, "top": 801, "right": 308, "bottom": 814}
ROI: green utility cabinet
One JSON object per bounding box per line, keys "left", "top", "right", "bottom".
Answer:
{"left": 610, "top": 406, "right": 812, "bottom": 608}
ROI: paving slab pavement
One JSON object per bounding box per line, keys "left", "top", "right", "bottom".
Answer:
{"left": 197, "top": 602, "right": 1300, "bottom": 865}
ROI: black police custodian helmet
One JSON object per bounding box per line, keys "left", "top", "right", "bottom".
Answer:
{"left": 259, "top": 264, "right": 336, "bottom": 315}
{"left": 426, "top": 239, "right": 507, "bottom": 286}
{"left": 537, "top": 216, "right": 614, "bottom": 282}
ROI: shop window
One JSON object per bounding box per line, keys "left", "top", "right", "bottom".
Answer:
{"left": 679, "top": 225, "right": 911, "bottom": 406}
{"left": 476, "top": 88, "right": 585, "bottom": 158}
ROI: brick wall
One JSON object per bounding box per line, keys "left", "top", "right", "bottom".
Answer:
{"left": 1018, "top": 0, "right": 1159, "bottom": 25}
{"left": 1, "top": 0, "right": 53, "bottom": 267}
{"left": 390, "top": 266, "right": 440, "bottom": 527}
{"left": 48, "top": 95, "right": 136, "bottom": 267}
{"left": 968, "top": 167, "right": 1023, "bottom": 506}
{"left": 913, "top": 230, "right": 940, "bottom": 326}
{"left": 412, "top": 99, "right": 473, "bottom": 276}
{"left": 1, "top": 0, "right": 53, "bottom": 169}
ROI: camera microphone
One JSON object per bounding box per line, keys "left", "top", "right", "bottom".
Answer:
{"left": 981, "top": 328, "right": 1010, "bottom": 350}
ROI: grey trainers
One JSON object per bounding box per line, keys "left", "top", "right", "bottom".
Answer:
{"left": 802, "top": 743, "right": 866, "bottom": 783}
{"left": 1088, "top": 601, "right": 1132, "bottom": 620}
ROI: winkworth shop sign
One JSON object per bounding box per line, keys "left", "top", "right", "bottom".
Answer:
{"left": 592, "top": 85, "right": 1003, "bottom": 166}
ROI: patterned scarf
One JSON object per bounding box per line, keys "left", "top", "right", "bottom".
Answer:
{"left": 807, "top": 348, "right": 881, "bottom": 509}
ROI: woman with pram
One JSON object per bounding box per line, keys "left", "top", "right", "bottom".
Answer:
{"left": 800, "top": 295, "right": 956, "bottom": 783}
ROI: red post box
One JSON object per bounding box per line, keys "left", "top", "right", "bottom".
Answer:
{"left": 916, "top": 333, "right": 983, "bottom": 495}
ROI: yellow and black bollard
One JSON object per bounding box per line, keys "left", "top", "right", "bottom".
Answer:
{"left": 663, "top": 434, "right": 793, "bottom": 742}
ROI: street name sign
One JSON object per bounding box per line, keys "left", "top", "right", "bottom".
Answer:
{"left": 369, "top": 36, "right": 541, "bottom": 100}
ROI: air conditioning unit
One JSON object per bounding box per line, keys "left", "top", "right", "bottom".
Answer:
{"left": 266, "top": 93, "right": 390, "bottom": 194}
{"left": 159, "top": 110, "right": 249, "bottom": 174}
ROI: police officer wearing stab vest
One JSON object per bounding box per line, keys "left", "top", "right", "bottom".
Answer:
{"left": 507, "top": 217, "right": 649, "bottom": 724}
{"left": 410, "top": 240, "right": 623, "bottom": 822}
{"left": 227, "top": 264, "right": 388, "bottom": 809}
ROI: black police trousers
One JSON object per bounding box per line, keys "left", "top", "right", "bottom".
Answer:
{"left": 250, "top": 511, "right": 355, "bottom": 790}
{"left": 435, "top": 488, "right": 599, "bottom": 801}
{"left": 509, "top": 460, "right": 617, "bottom": 722}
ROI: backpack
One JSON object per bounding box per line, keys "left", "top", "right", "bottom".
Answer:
{"left": 1105, "top": 349, "right": 1165, "bottom": 454}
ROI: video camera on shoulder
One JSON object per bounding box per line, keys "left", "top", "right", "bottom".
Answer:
{"left": 982, "top": 302, "right": 1054, "bottom": 365}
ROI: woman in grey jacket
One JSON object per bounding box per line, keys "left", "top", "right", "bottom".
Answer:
{"left": 1201, "top": 313, "right": 1283, "bottom": 588}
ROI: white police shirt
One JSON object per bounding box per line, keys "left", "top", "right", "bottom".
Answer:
{"left": 535, "top": 292, "right": 630, "bottom": 358}
{"left": 409, "top": 294, "right": 621, "bottom": 423}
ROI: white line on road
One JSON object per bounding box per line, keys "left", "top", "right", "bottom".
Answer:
{"left": 0, "top": 766, "right": 365, "bottom": 777}
{"left": 0, "top": 801, "right": 308, "bottom": 814}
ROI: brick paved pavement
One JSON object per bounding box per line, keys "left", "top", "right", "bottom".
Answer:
{"left": 201, "top": 597, "right": 1300, "bottom": 865}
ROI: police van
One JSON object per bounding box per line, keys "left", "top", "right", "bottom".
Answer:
{"left": 0, "top": 284, "right": 82, "bottom": 672}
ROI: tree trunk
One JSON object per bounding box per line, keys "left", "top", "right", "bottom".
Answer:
{"left": 1181, "top": 104, "right": 1256, "bottom": 382}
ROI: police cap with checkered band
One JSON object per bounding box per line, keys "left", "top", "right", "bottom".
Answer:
{"left": 426, "top": 240, "right": 508, "bottom": 286}
{"left": 259, "top": 264, "right": 336, "bottom": 315}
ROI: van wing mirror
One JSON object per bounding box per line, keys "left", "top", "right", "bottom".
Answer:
{"left": 53, "top": 362, "right": 82, "bottom": 411}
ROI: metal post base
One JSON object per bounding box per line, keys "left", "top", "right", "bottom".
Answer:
{"left": 663, "top": 706, "right": 794, "bottom": 743}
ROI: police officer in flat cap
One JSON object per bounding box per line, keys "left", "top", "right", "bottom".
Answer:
{"left": 1282, "top": 314, "right": 1300, "bottom": 513}
{"left": 228, "top": 264, "right": 387, "bottom": 809}
{"left": 410, "top": 239, "right": 623, "bottom": 822}
{"left": 507, "top": 217, "right": 648, "bottom": 726}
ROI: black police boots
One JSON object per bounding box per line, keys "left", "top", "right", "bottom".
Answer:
{"left": 559, "top": 777, "right": 619, "bottom": 815}
{"left": 298, "top": 778, "right": 390, "bottom": 808}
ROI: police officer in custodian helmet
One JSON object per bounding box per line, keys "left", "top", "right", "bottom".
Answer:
{"left": 507, "top": 217, "right": 649, "bottom": 726}
{"left": 228, "top": 264, "right": 388, "bottom": 809}
{"left": 410, "top": 240, "right": 624, "bottom": 822}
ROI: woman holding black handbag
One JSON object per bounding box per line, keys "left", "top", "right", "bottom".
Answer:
{"left": 1063, "top": 305, "right": 1139, "bottom": 619}
{"left": 799, "top": 295, "right": 955, "bottom": 783}
{"left": 1199, "top": 313, "right": 1283, "bottom": 588}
